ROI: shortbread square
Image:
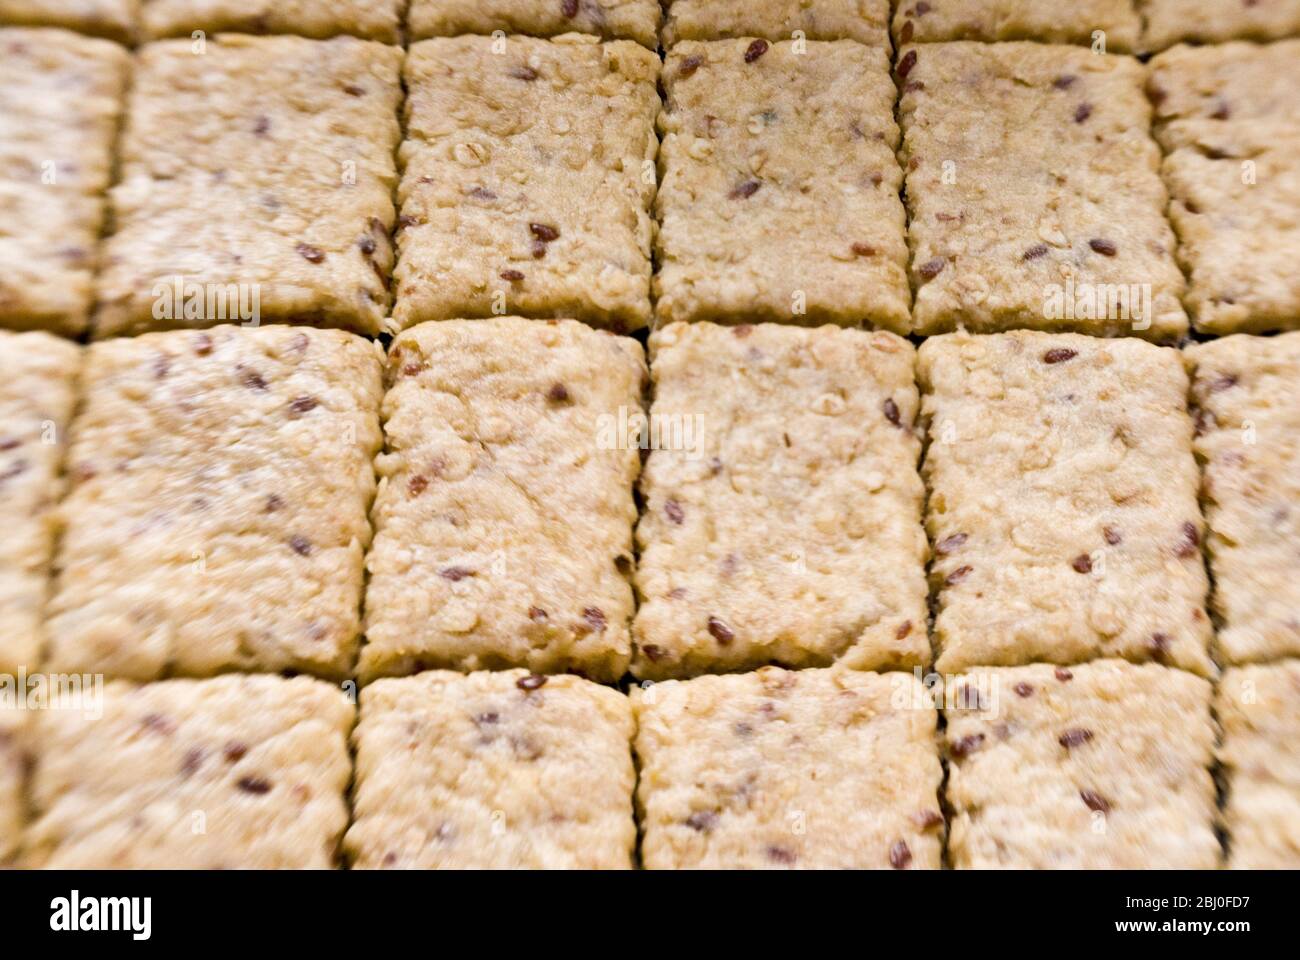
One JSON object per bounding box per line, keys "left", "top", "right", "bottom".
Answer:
{"left": 141, "top": 0, "right": 403, "bottom": 41}
{"left": 892, "top": 0, "right": 1140, "bottom": 51}
{"left": 408, "top": 0, "right": 660, "bottom": 47}
{"left": 663, "top": 0, "right": 891, "bottom": 46}
{"left": 1142, "top": 0, "right": 1300, "bottom": 51}
{"left": 347, "top": 670, "right": 636, "bottom": 869}
{"left": 0, "top": 1, "right": 137, "bottom": 42}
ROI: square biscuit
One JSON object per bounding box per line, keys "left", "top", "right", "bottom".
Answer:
{"left": 655, "top": 40, "right": 909, "bottom": 331}
{"left": 141, "top": 0, "right": 403, "bottom": 42}
{"left": 663, "top": 0, "right": 891, "bottom": 46}
{"left": 893, "top": 1, "right": 1140, "bottom": 51}
{"left": 1142, "top": 0, "right": 1300, "bottom": 51}
{"left": 919, "top": 332, "right": 1213, "bottom": 677}
{"left": 1217, "top": 662, "right": 1300, "bottom": 869}
{"left": 898, "top": 42, "right": 1187, "bottom": 340}
{"left": 394, "top": 36, "right": 659, "bottom": 334}
{"left": 634, "top": 668, "right": 944, "bottom": 869}
{"left": 23, "top": 675, "right": 353, "bottom": 869}
{"left": 0, "top": 1, "right": 137, "bottom": 41}
{"left": 0, "top": 706, "right": 23, "bottom": 862}
{"left": 408, "top": 0, "right": 660, "bottom": 47}
{"left": 45, "top": 325, "right": 384, "bottom": 682}
{"left": 361, "top": 318, "right": 644, "bottom": 684}
{"left": 945, "top": 660, "right": 1219, "bottom": 869}
{"left": 1149, "top": 41, "right": 1300, "bottom": 335}
{"left": 0, "top": 331, "right": 81, "bottom": 677}
{"left": 95, "top": 35, "right": 403, "bottom": 338}
{"left": 632, "top": 323, "right": 929, "bottom": 679}
{"left": 0, "top": 28, "right": 128, "bottom": 335}
{"left": 346, "top": 670, "right": 636, "bottom": 869}
{"left": 1189, "top": 333, "right": 1300, "bottom": 665}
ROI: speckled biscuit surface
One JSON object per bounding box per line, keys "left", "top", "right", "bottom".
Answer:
{"left": 632, "top": 323, "right": 929, "bottom": 679}
{"left": 95, "top": 35, "right": 402, "bottom": 338}
{"left": 655, "top": 40, "right": 909, "bottom": 331}
{"left": 347, "top": 670, "right": 635, "bottom": 869}
{"left": 635, "top": 668, "right": 944, "bottom": 869}
{"left": 1149, "top": 41, "right": 1300, "bottom": 335}
{"left": 1218, "top": 661, "right": 1300, "bottom": 869}
{"left": 0, "top": 332, "right": 80, "bottom": 677}
{"left": 663, "top": 0, "right": 891, "bottom": 46}
{"left": 919, "top": 332, "right": 1213, "bottom": 676}
{"left": 45, "top": 325, "right": 383, "bottom": 682}
{"left": 361, "top": 318, "right": 644, "bottom": 684}
{"left": 409, "top": 0, "right": 660, "bottom": 47}
{"left": 0, "top": 29, "right": 128, "bottom": 335}
{"left": 141, "top": 0, "right": 403, "bottom": 41}
{"left": 0, "top": 0, "right": 137, "bottom": 41}
{"left": 24, "top": 675, "right": 353, "bottom": 869}
{"left": 899, "top": 42, "right": 1187, "bottom": 340}
{"left": 946, "top": 661, "right": 1218, "bottom": 869}
{"left": 1190, "top": 334, "right": 1300, "bottom": 665}
{"left": 0, "top": 706, "right": 23, "bottom": 862}
{"left": 893, "top": 0, "right": 1140, "bottom": 50}
{"left": 394, "top": 36, "right": 659, "bottom": 333}
{"left": 1142, "top": 0, "right": 1300, "bottom": 51}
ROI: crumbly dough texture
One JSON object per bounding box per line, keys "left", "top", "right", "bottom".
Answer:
{"left": 1190, "top": 333, "right": 1300, "bottom": 665}
{"left": 0, "top": 29, "right": 128, "bottom": 335}
{"left": 919, "top": 332, "right": 1213, "bottom": 676}
{"left": 663, "top": 0, "right": 891, "bottom": 46}
{"left": 1142, "top": 0, "right": 1300, "bottom": 51}
{"left": 95, "top": 35, "right": 403, "bottom": 338}
{"left": 24, "top": 675, "right": 353, "bottom": 869}
{"left": 655, "top": 40, "right": 909, "bottom": 331}
{"left": 361, "top": 318, "right": 644, "bottom": 684}
{"left": 394, "top": 36, "right": 659, "bottom": 333}
{"left": 632, "top": 323, "right": 929, "bottom": 679}
{"left": 141, "top": 0, "right": 403, "bottom": 42}
{"left": 347, "top": 670, "right": 636, "bottom": 868}
{"left": 0, "top": 1, "right": 137, "bottom": 41}
{"left": 0, "top": 706, "right": 23, "bottom": 862}
{"left": 1149, "top": 41, "right": 1300, "bottom": 335}
{"left": 946, "top": 660, "right": 1219, "bottom": 869}
{"left": 408, "top": 0, "right": 660, "bottom": 47}
{"left": 0, "top": 332, "right": 81, "bottom": 677}
{"left": 635, "top": 668, "right": 944, "bottom": 869}
{"left": 45, "top": 325, "right": 384, "bottom": 681}
{"left": 893, "top": 0, "right": 1140, "bottom": 50}
{"left": 1217, "top": 661, "right": 1300, "bottom": 869}
{"left": 899, "top": 42, "right": 1187, "bottom": 340}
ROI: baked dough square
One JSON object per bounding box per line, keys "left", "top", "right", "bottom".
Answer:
{"left": 23, "top": 675, "right": 353, "bottom": 868}
{"left": 0, "top": 28, "right": 128, "bottom": 335}
{"left": 1217, "top": 661, "right": 1300, "bottom": 869}
{"left": 393, "top": 35, "right": 659, "bottom": 333}
{"left": 408, "top": 0, "right": 660, "bottom": 47}
{"left": 655, "top": 39, "right": 909, "bottom": 330}
{"left": 663, "top": 0, "right": 891, "bottom": 46}
{"left": 0, "top": 705, "right": 23, "bottom": 863}
{"left": 918, "top": 331, "right": 1213, "bottom": 676}
{"left": 346, "top": 670, "right": 636, "bottom": 868}
{"left": 1149, "top": 41, "right": 1300, "bottom": 334}
{"left": 0, "top": 331, "right": 81, "bottom": 677}
{"left": 632, "top": 322, "right": 929, "bottom": 679}
{"left": 893, "top": 0, "right": 1140, "bottom": 51}
{"left": 1142, "top": 0, "right": 1300, "bottom": 51}
{"left": 634, "top": 667, "right": 944, "bottom": 869}
{"left": 1189, "top": 333, "right": 1300, "bottom": 664}
{"left": 898, "top": 42, "right": 1187, "bottom": 340}
{"left": 95, "top": 35, "right": 403, "bottom": 337}
{"left": 0, "top": 0, "right": 137, "bottom": 41}
{"left": 945, "top": 660, "right": 1219, "bottom": 869}
{"left": 45, "top": 325, "right": 384, "bottom": 681}
{"left": 360, "top": 318, "right": 644, "bottom": 684}
{"left": 140, "top": 0, "right": 403, "bottom": 42}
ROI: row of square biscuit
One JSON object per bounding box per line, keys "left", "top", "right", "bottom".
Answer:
{"left": 4, "top": 28, "right": 1299, "bottom": 341}
{"left": 2, "top": 659, "right": 1296, "bottom": 868}
{"left": 3, "top": 319, "right": 1297, "bottom": 683}
{"left": 5, "top": 0, "right": 1299, "bottom": 53}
